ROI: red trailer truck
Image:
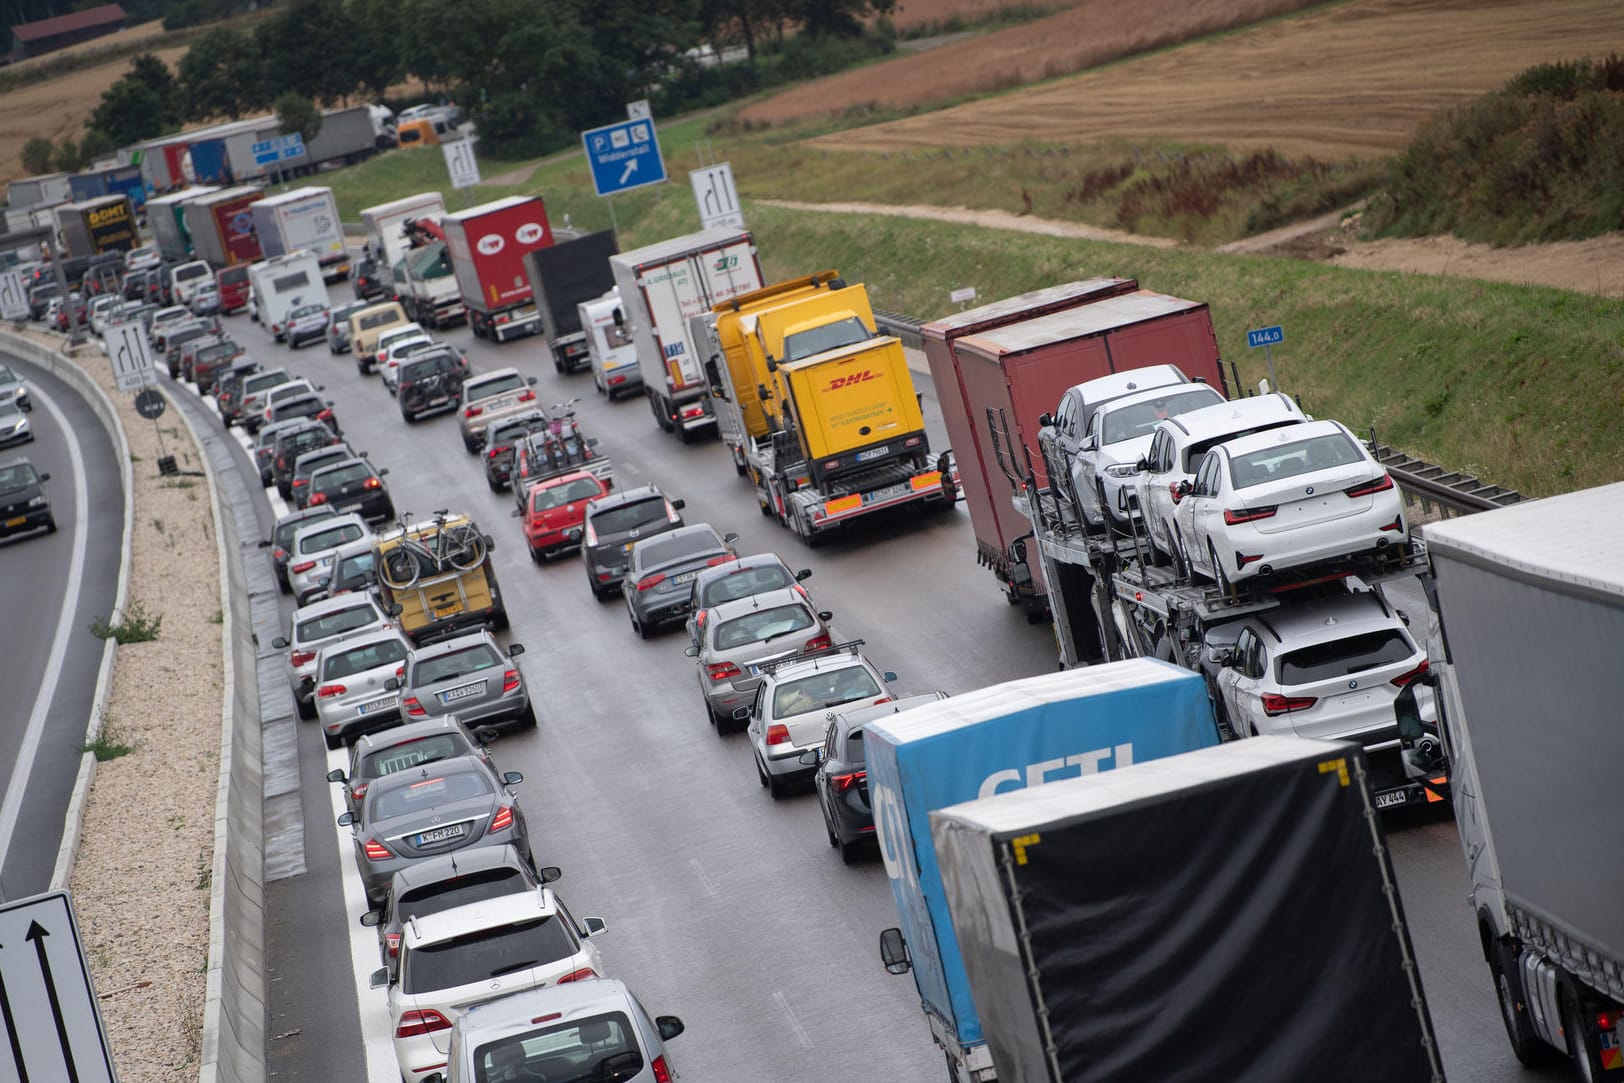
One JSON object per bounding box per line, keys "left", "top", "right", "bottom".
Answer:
{"left": 441, "top": 195, "right": 555, "bottom": 343}
{"left": 926, "top": 284, "right": 1228, "bottom": 617}
{"left": 182, "top": 185, "right": 265, "bottom": 268}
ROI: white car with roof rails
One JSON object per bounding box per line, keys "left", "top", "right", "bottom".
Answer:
{"left": 1133, "top": 392, "right": 1310, "bottom": 563}
{"left": 287, "top": 512, "right": 372, "bottom": 605}
{"left": 1174, "top": 418, "right": 1408, "bottom": 589}
{"left": 313, "top": 629, "right": 413, "bottom": 750}
{"left": 375, "top": 889, "right": 607, "bottom": 1083}
{"left": 273, "top": 591, "right": 394, "bottom": 720}
{"left": 1040, "top": 363, "right": 1194, "bottom": 468}
{"left": 1069, "top": 381, "right": 1225, "bottom": 530}
{"left": 374, "top": 323, "right": 427, "bottom": 393}
{"left": 742, "top": 640, "right": 895, "bottom": 798}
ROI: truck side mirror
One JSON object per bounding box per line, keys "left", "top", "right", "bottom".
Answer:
{"left": 880, "top": 928, "right": 912, "bottom": 975}
{"left": 611, "top": 307, "right": 623, "bottom": 327}
{"left": 705, "top": 357, "right": 728, "bottom": 399}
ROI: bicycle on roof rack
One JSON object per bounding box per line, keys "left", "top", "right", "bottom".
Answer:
{"left": 378, "top": 508, "right": 487, "bottom": 590}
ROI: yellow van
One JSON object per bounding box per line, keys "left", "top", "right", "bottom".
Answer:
{"left": 372, "top": 513, "right": 509, "bottom": 645}
{"left": 349, "top": 300, "right": 409, "bottom": 375}
{"left": 395, "top": 118, "right": 445, "bottom": 148}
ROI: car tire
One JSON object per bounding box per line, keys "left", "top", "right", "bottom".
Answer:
{"left": 528, "top": 545, "right": 543, "bottom": 565}
{"left": 1491, "top": 941, "right": 1547, "bottom": 1068}
{"left": 462, "top": 434, "right": 478, "bottom": 454}
{"left": 518, "top": 702, "right": 538, "bottom": 729}
{"left": 45, "top": 516, "right": 58, "bottom": 534}
{"left": 486, "top": 474, "right": 502, "bottom": 494}
{"left": 839, "top": 836, "right": 862, "bottom": 865}
{"left": 400, "top": 406, "right": 416, "bottom": 423}
{"left": 1210, "top": 541, "right": 1232, "bottom": 594}
{"left": 323, "top": 730, "right": 342, "bottom": 751}
{"left": 767, "top": 772, "right": 787, "bottom": 800}
{"left": 756, "top": 757, "right": 770, "bottom": 789}
{"left": 275, "top": 571, "right": 291, "bottom": 595}
{"left": 296, "top": 695, "right": 316, "bottom": 721}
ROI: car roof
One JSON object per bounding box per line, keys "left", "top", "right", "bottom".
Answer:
{"left": 528, "top": 469, "right": 599, "bottom": 490}
{"left": 292, "top": 511, "right": 368, "bottom": 542}
{"left": 355, "top": 715, "right": 471, "bottom": 754}
{"left": 764, "top": 648, "right": 872, "bottom": 684}
{"left": 458, "top": 978, "right": 644, "bottom": 1040}
{"left": 693, "top": 552, "right": 792, "bottom": 589}
{"left": 1216, "top": 417, "right": 1349, "bottom": 459}
{"left": 293, "top": 590, "right": 383, "bottom": 619}
{"left": 585, "top": 484, "right": 664, "bottom": 513}
{"left": 1160, "top": 393, "right": 1304, "bottom": 444}
{"left": 390, "top": 843, "right": 531, "bottom": 895}
{"left": 708, "top": 587, "right": 808, "bottom": 622}
{"left": 1065, "top": 364, "right": 1187, "bottom": 404}
{"left": 1243, "top": 588, "right": 1408, "bottom": 648}
{"left": 633, "top": 522, "right": 719, "bottom": 551}
{"left": 405, "top": 889, "right": 556, "bottom": 950}
{"left": 833, "top": 692, "right": 949, "bottom": 732}
{"left": 274, "top": 504, "right": 338, "bottom": 530}
{"left": 1097, "top": 382, "right": 1220, "bottom": 418}
{"left": 410, "top": 628, "right": 500, "bottom": 661}
{"left": 316, "top": 626, "right": 407, "bottom": 657}
{"left": 293, "top": 444, "right": 351, "bottom": 467}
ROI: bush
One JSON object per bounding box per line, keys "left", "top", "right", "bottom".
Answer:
{"left": 90, "top": 600, "right": 162, "bottom": 644}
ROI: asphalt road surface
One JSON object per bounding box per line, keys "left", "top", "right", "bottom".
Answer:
{"left": 205, "top": 304, "right": 1575, "bottom": 1082}
{"left": 0, "top": 354, "right": 123, "bottom": 901}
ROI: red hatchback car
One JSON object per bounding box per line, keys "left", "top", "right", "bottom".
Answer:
{"left": 517, "top": 471, "right": 610, "bottom": 562}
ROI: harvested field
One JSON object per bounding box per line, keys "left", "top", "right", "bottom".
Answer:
{"left": 740, "top": 0, "right": 1326, "bottom": 125}
{"left": 884, "top": 0, "right": 1077, "bottom": 33}
{"left": 806, "top": 0, "right": 1624, "bottom": 159}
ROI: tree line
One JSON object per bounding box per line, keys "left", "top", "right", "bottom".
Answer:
{"left": 48, "top": 0, "right": 892, "bottom": 169}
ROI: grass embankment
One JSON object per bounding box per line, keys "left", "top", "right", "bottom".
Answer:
{"left": 323, "top": 139, "right": 1622, "bottom": 497}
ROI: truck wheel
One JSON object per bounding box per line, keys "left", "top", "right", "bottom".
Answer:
{"left": 1491, "top": 943, "right": 1547, "bottom": 1067}
{"left": 1563, "top": 990, "right": 1602, "bottom": 1083}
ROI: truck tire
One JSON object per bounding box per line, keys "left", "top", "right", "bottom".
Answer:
{"left": 650, "top": 392, "right": 672, "bottom": 432}
{"left": 1563, "top": 990, "right": 1603, "bottom": 1083}
{"left": 1491, "top": 942, "right": 1548, "bottom": 1068}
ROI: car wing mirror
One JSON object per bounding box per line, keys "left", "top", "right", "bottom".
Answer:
{"left": 731, "top": 706, "right": 751, "bottom": 721}
{"left": 882, "top": 671, "right": 897, "bottom": 683}
{"left": 502, "top": 770, "right": 524, "bottom": 786}
{"left": 360, "top": 909, "right": 382, "bottom": 927}
{"left": 258, "top": 539, "right": 272, "bottom": 548}
{"left": 527, "top": 376, "right": 539, "bottom": 385}
{"left": 684, "top": 645, "right": 698, "bottom": 657}
{"left": 795, "top": 568, "right": 812, "bottom": 581}
{"left": 511, "top": 508, "right": 522, "bottom": 517}
{"left": 368, "top": 967, "right": 389, "bottom": 990}
{"left": 325, "top": 768, "right": 347, "bottom": 784}
{"left": 798, "top": 749, "right": 820, "bottom": 767}
{"left": 337, "top": 811, "right": 355, "bottom": 827}
{"left": 387, "top": 603, "right": 403, "bottom": 617}
{"left": 581, "top": 916, "right": 607, "bottom": 937}
{"left": 1037, "top": 411, "right": 1053, "bottom": 428}
{"left": 655, "top": 1016, "right": 685, "bottom": 1041}
{"left": 538, "top": 865, "right": 562, "bottom": 884}
{"left": 383, "top": 676, "right": 399, "bottom": 691}
{"left": 818, "top": 611, "right": 833, "bottom": 622}
{"left": 880, "top": 927, "right": 912, "bottom": 974}
{"left": 670, "top": 498, "right": 686, "bottom": 511}
{"left": 271, "top": 636, "right": 289, "bottom": 649}
{"left": 507, "top": 643, "right": 524, "bottom": 656}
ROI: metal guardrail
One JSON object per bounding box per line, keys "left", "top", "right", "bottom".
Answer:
{"left": 876, "top": 306, "right": 1519, "bottom": 521}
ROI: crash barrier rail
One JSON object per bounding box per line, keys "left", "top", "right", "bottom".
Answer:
{"left": 873, "top": 310, "right": 926, "bottom": 350}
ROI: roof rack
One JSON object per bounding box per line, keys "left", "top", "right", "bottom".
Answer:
{"left": 757, "top": 639, "right": 866, "bottom": 676}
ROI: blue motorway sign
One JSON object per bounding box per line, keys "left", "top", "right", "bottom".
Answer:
{"left": 1247, "top": 324, "right": 1284, "bottom": 349}
{"left": 581, "top": 118, "right": 667, "bottom": 197}
{"left": 251, "top": 133, "right": 306, "bottom": 167}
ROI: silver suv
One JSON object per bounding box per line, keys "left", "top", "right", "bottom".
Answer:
{"left": 456, "top": 368, "right": 540, "bottom": 453}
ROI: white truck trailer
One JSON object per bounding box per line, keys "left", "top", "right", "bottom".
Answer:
{"left": 250, "top": 187, "right": 350, "bottom": 282}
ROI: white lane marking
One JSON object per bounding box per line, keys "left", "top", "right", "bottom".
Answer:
{"left": 690, "top": 857, "right": 719, "bottom": 899}
{"left": 773, "top": 990, "right": 815, "bottom": 1049}
{"left": 0, "top": 379, "right": 92, "bottom": 872}
{"left": 325, "top": 743, "right": 404, "bottom": 1081}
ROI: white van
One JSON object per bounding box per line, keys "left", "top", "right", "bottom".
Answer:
{"left": 249, "top": 250, "right": 328, "bottom": 342}
{"left": 580, "top": 290, "right": 640, "bottom": 400}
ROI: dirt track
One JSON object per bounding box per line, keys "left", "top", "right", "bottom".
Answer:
{"left": 801, "top": 0, "right": 1624, "bottom": 160}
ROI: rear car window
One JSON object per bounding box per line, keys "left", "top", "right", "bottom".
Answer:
{"left": 773, "top": 667, "right": 880, "bottom": 717}
{"left": 245, "top": 372, "right": 289, "bottom": 395}
{"left": 334, "top": 552, "right": 376, "bottom": 586}
{"left": 360, "top": 733, "right": 471, "bottom": 780}
{"left": 360, "top": 311, "right": 400, "bottom": 331}
{"left": 175, "top": 265, "right": 209, "bottom": 282}
{"left": 296, "top": 450, "right": 349, "bottom": 476}
{"left": 296, "top": 603, "right": 381, "bottom": 643}
{"left": 413, "top": 645, "right": 504, "bottom": 685}
{"left": 299, "top": 523, "right": 364, "bottom": 554}
{"left": 715, "top": 604, "right": 814, "bottom": 651}
{"left": 401, "top": 357, "right": 454, "bottom": 380}
{"left": 588, "top": 499, "right": 667, "bottom": 535}
{"left": 274, "top": 511, "right": 334, "bottom": 548}
{"left": 531, "top": 478, "right": 602, "bottom": 511}
{"left": 314, "top": 463, "right": 373, "bottom": 489}
{"left": 469, "top": 373, "right": 523, "bottom": 400}
{"left": 397, "top": 868, "right": 530, "bottom": 925}
{"left": 371, "top": 769, "right": 494, "bottom": 821}
{"left": 403, "top": 915, "right": 577, "bottom": 996}
{"left": 638, "top": 532, "right": 720, "bottom": 566}
{"left": 471, "top": 1012, "right": 640, "bottom": 1081}
{"left": 703, "top": 565, "right": 794, "bottom": 606}
{"left": 323, "top": 638, "right": 409, "bottom": 680}
{"left": 1277, "top": 630, "right": 1413, "bottom": 686}
{"left": 1229, "top": 432, "right": 1365, "bottom": 489}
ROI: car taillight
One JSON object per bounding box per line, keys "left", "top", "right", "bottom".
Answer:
{"left": 637, "top": 574, "right": 665, "bottom": 592}
{"left": 292, "top": 478, "right": 308, "bottom": 488}
{"left": 394, "top": 1009, "right": 451, "bottom": 1039}
{"left": 803, "top": 632, "right": 832, "bottom": 652}
{"left": 402, "top": 696, "right": 425, "bottom": 717}
{"left": 290, "top": 648, "right": 316, "bottom": 667}
{"left": 1170, "top": 481, "right": 1187, "bottom": 505}
{"left": 350, "top": 782, "right": 368, "bottom": 801}
{"left": 665, "top": 501, "right": 680, "bottom": 522}
{"left": 1390, "top": 659, "right": 1430, "bottom": 687}
{"left": 291, "top": 560, "right": 316, "bottom": 574}
{"left": 317, "top": 409, "right": 333, "bottom": 421}
{"left": 316, "top": 683, "right": 346, "bottom": 698}
{"left": 1261, "top": 693, "right": 1317, "bottom": 715}
{"left": 1224, "top": 505, "right": 1277, "bottom": 525}
{"left": 362, "top": 838, "right": 392, "bottom": 860}
{"left": 832, "top": 770, "right": 866, "bottom": 793}
{"left": 489, "top": 805, "right": 514, "bottom": 831}
{"left": 385, "top": 931, "right": 400, "bottom": 957}
{"left": 502, "top": 669, "right": 521, "bottom": 693}
{"left": 272, "top": 547, "right": 287, "bottom": 561}
{"left": 363, "top": 477, "right": 382, "bottom": 490}
{"left": 608, "top": 375, "right": 626, "bottom": 386}
{"left": 706, "top": 554, "right": 735, "bottom": 567}
{"left": 766, "top": 724, "right": 790, "bottom": 746}
{"left": 680, "top": 404, "right": 703, "bottom": 419}
{"left": 464, "top": 405, "right": 483, "bottom": 418}
{"left": 517, "top": 390, "right": 536, "bottom": 402}
{"left": 1345, "top": 473, "right": 1394, "bottom": 498}
{"left": 706, "top": 662, "right": 740, "bottom": 682}
{"left": 554, "top": 967, "right": 597, "bottom": 984}
{"left": 487, "top": 445, "right": 509, "bottom": 459}
{"left": 652, "top": 1055, "right": 673, "bottom": 1083}
{"left": 308, "top": 493, "right": 328, "bottom": 505}
{"left": 275, "top": 456, "right": 287, "bottom": 470}
{"left": 270, "top": 323, "right": 281, "bottom": 333}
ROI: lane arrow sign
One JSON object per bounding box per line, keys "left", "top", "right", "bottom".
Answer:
{"left": 0, "top": 944, "right": 30, "bottom": 1083}
{"left": 27, "top": 921, "right": 79, "bottom": 1083}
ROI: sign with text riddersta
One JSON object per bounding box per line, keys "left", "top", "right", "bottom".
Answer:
{"left": 582, "top": 118, "right": 667, "bottom": 197}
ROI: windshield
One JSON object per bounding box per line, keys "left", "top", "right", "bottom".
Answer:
{"left": 1278, "top": 630, "right": 1413, "bottom": 685}
{"left": 272, "top": 271, "right": 312, "bottom": 293}
{"left": 471, "top": 1012, "right": 641, "bottom": 1083}
{"left": 1184, "top": 420, "right": 1302, "bottom": 472}
{"left": 245, "top": 372, "right": 289, "bottom": 394}
{"left": 361, "top": 733, "right": 471, "bottom": 780}
{"left": 469, "top": 373, "right": 524, "bottom": 400}
{"left": 715, "top": 604, "right": 814, "bottom": 651}
{"left": 772, "top": 666, "right": 880, "bottom": 717}
{"left": 402, "top": 914, "right": 576, "bottom": 995}
{"left": 0, "top": 463, "right": 37, "bottom": 493}
{"left": 402, "top": 357, "right": 454, "bottom": 380}
{"left": 413, "top": 644, "right": 504, "bottom": 685}
{"left": 703, "top": 565, "right": 795, "bottom": 606}
{"left": 273, "top": 511, "right": 334, "bottom": 548}
{"left": 1100, "top": 387, "right": 1223, "bottom": 444}
{"left": 371, "top": 768, "right": 494, "bottom": 822}
{"left": 295, "top": 603, "right": 380, "bottom": 644}
{"left": 322, "top": 638, "right": 408, "bottom": 680}
{"left": 531, "top": 477, "right": 601, "bottom": 512}
{"left": 1229, "top": 431, "right": 1366, "bottom": 489}
{"left": 782, "top": 316, "right": 870, "bottom": 362}
{"left": 589, "top": 499, "right": 667, "bottom": 536}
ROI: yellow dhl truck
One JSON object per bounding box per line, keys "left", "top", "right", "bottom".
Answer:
{"left": 372, "top": 512, "right": 510, "bottom": 645}
{"left": 700, "top": 278, "right": 957, "bottom": 545}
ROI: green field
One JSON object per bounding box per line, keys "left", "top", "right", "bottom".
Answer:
{"left": 322, "top": 129, "right": 1623, "bottom": 499}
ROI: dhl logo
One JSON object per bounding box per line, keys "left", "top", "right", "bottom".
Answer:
{"left": 826, "top": 369, "right": 877, "bottom": 391}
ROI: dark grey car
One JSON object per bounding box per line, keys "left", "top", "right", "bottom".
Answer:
{"left": 623, "top": 524, "right": 738, "bottom": 639}
{"left": 397, "top": 631, "right": 535, "bottom": 730}
{"left": 684, "top": 553, "right": 812, "bottom": 646}
{"left": 580, "top": 485, "right": 685, "bottom": 600}
{"left": 327, "top": 716, "right": 499, "bottom": 817}
{"left": 339, "top": 755, "right": 530, "bottom": 908}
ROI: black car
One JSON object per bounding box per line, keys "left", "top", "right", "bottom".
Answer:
{"left": 808, "top": 693, "right": 948, "bottom": 864}
{"left": 212, "top": 360, "right": 260, "bottom": 422}
{"left": 352, "top": 256, "right": 387, "bottom": 302}
{"left": 307, "top": 457, "right": 394, "bottom": 522}
{"left": 480, "top": 410, "right": 548, "bottom": 492}
{"left": 396, "top": 348, "right": 468, "bottom": 422}
{"left": 28, "top": 281, "right": 61, "bottom": 320}
{"left": 0, "top": 458, "right": 55, "bottom": 539}
{"left": 580, "top": 485, "right": 685, "bottom": 600}
{"left": 623, "top": 523, "right": 738, "bottom": 639}
{"left": 261, "top": 505, "right": 339, "bottom": 593}
{"left": 122, "top": 269, "right": 151, "bottom": 302}
{"left": 289, "top": 444, "right": 357, "bottom": 509}
{"left": 270, "top": 422, "right": 343, "bottom": 499}
{"left": 268, "top": 393, "right": 342, "bottom": 438}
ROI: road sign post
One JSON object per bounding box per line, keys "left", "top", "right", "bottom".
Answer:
{"left": 0, "top": 891, "right": 119, "bottom": 1083}
{"left": 1246, "top": 324, "right": 1284, "bottom": 392}
{"left": 0, "top": 271, "right": 27, "bottom": 321}
{"left": 689, "top": 162, "right": 744, "bottom": 230}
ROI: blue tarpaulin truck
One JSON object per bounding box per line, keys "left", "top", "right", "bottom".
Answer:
{"left": 865, "top": 659, "right": 1221, "bottom": 1082}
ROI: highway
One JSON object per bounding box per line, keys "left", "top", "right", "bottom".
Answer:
{"left": 204, "top": 307, "right": 1574, "bottom": 1082}
{"left": 0, "top": 355, "right": 123, "bottom": 901}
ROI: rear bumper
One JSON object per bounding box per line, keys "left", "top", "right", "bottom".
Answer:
{"left": 0, "top": 505, "right": 51, "bottom": 535}
{"left": 811, "top": 469, "right": 952, "bottom": 529}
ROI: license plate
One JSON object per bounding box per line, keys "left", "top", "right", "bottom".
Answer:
{"left": 415, "top": 824, "right": 465, "bottom": 846}
{"left": 357, "top": 696, "right": 397, "bottom": 715}
{"left": 427, "top": 396, "right": 448, "bottom": 407}
{"left": 863, "top": 482, "right": 911, "bottom": 505}
{"left": 440, "top": 681, "right": 486, "bottom": 703}
{"left": 4, "top": 516, "right": 23, "bottom": 527}
{"left": 672, "top": 571, "right": 699, "bottom": 585}
{"left": 433, "top": 602, "right": 461, "bottom": 618}
{"left": 856, "top": 445, "right": 890, "bottom": 463}
{"left": 1375, "top": 790, "right": 1411, "bottom": 809}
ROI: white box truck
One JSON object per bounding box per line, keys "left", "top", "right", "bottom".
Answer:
{"left": 359, "top": 191, "right": 447, "bottom": 293}
{"left": 250, "top": 187, "right": 350, "bottom": 282}
{"left": 248, "top": 250, "right": 327, "bottom": 342}
{"left": 608, "top": 227, "right": 763, "bottom": 441}
{"left": 1421, "top": 485, "right": 1624, "bottom": 1079}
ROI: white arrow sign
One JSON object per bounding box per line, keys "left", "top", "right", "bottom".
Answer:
{"left": 619, "top": 160, "right": 638, "bottom": 185}
{"left": 0, "top": 891, "right": 118, "bottom": 1083}
{"left": 0, "top": 271, "right": 27, "bottom": 321}
{"left": 103, "top": 320, "right": 156, "bottom": 392}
